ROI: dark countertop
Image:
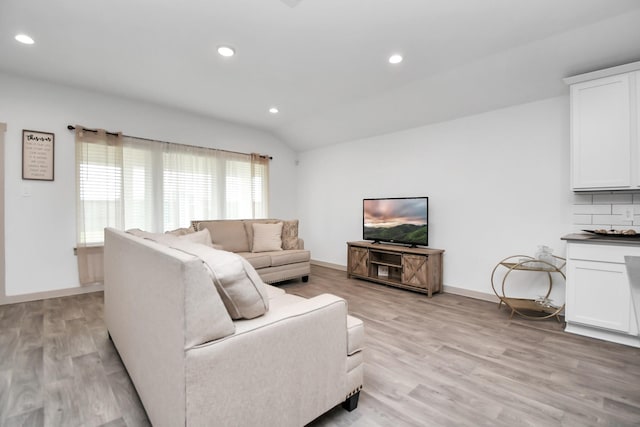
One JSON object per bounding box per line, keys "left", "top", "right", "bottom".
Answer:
{"left": 562, "top": 233, "right": 640, "bottom": 246}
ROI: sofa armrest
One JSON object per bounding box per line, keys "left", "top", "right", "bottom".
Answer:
{"left": 297, "top": 238, "right": 305, "bottom": 249}
{"left": 185, "top": 294, "right": 349, "bottom": 426}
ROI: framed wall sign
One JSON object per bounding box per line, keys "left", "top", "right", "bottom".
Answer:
{"left": 22, "top": 130, "right": 54, "bottom": 181}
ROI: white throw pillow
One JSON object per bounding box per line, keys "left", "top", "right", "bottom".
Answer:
{"left": 178, "top": 228, "right": 213, "bottom": 247}
{"left": 169, "top": 240, "right": 269, "bottom": 319}
{"left": 252, "top": 222, "right": 283, "bottom": 253}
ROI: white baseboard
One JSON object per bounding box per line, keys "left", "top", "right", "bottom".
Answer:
{"left": 311, "top": 259, "right": 347, "bottom": 271}
{"left": 565, "top": 323, "right": 640, "bottom": 348}
{"left": 311, "top": 260, "right": 499, "bottom": 303}
{"left": 0, "top": 283, "right": 104, "bottom": 306}
{"left": 442, "top": 285, "right": 500, "bottom": 303}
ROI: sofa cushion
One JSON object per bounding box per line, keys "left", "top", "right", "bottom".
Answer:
{"left": 264, "top": 284, "right": 286, "bottom": 300}
{"left": 268, "top": 292, "right": 307, "bottom": 310}
{"left": 269, "top": 249, "right": 310, "bottom": 267}
{"left": 196, "top": 221, "right": 250, "bottom": 253}
{"left": 239, "top": 252, "right": 272, "bottom": 269}
{"left": 281, "top": 219, "right": 299, "bottom": 250}
{"left": 232, "top": 293, "right": 344, "bottom": 336}
{"left": 347, "top": 350, "right": 364, "bottom": 373}
{"left": 168, "top": 240, "right": 269, "bottom": 320}
{"left": 346, "top": 315, "right": 364, "bottom": 356}
{"left": 252, "top": 222, "right": 283, "bottom": 253}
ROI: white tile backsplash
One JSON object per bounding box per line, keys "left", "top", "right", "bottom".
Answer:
{"left": 572, "top": 194, "right": 593, "bottom": 205}
{"left": 592, "top": 214, "right": 620, "bottom": 224}
{"left": 572, "top": 204, "right": 611, "bottom": 215}
{"left": 572, "top": 191, "right": 640, "bottom": 231}
{"left": 572, "top": 214, "right": 592, "bottom": 224}
{"left": 592, "top": 193, "right": 633, "bottom": 205}
{"left": 611, "top": 204, "right": 640, "bottom": 215}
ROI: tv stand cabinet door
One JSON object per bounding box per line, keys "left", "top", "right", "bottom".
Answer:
{"left": 348, "top": 246, "right": 369, "bottom": 277}
{"left": 402, "top": 254, "right": 429, "bottom": 291}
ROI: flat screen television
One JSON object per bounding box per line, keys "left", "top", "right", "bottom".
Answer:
{"left": 363, "top": 197, "right": 428, "bottom": 247}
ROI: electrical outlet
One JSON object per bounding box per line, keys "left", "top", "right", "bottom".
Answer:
{"left": 622, "top": 205, "right": 635, "bottom": 221}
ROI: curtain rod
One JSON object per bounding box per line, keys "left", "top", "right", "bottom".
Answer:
{"left": 66, "top": 125, "right": 273, "bottom": 160}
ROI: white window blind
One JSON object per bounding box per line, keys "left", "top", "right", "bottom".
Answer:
{"left": 76, "top": 132, "right": 269, "bottom": 245}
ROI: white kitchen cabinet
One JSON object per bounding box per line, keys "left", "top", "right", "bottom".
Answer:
{"left": 566, "top": 259, "right": 632, "bottom": 332}
{"left": 565, "top": 62, "right": 640, "bottom": 191}
{"left": 563, "top": 236, "right": 640, "bottom": 347}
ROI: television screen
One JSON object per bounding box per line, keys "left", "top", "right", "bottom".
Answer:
{"left": 363, "top": 197, "right": 428, "bottom": 246}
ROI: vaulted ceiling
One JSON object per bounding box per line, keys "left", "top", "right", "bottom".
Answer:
{"left": 2, "top": 0, "right": 640, "bottom": 151}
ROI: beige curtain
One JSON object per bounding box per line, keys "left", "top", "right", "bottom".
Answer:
{"left": 162, "top": 141, "right": 224, "bottom": 226}
{"left": 75, "top": 128, "right": 269, "bottom": 284}
{"left": 251, "top": 153, "right": 269, "bottom": 218}
{"left": 75, "top": 126, "right": 123, "bottom": 285}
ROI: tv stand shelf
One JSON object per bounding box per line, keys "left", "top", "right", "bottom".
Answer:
{"left": 347, "top": 241, "right": 444, "bottom": 297}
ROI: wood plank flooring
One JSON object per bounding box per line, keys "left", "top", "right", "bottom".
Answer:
{"left": 0, "top": 292, "right": 147, "bottom": 426}
{"left": 1, "top": 265, "right": 639, "bottom": 426}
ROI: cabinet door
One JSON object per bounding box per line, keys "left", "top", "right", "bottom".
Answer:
{"left": 402, "top": 254, "right": 428, "bottom": 289}
{"left": 571, "top": 74, "right": 632, "bottom": 190}
{"left": 348, "top": 246, "right": 368, "bottom": 277}
{"left": 566, "top": 259, "right": 635, "bottom": 334}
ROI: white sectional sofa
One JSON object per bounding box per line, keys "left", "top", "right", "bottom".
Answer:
{"left": 104, "top": 227, "right": 364, "bottom": 427}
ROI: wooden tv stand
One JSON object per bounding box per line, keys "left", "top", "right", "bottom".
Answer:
{"left": 347, "top": 241, "right": 444, "bottom": 297}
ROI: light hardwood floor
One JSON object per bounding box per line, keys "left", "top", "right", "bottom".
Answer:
{"left": 1, "top": 265, "right": 639, "bottom": 426}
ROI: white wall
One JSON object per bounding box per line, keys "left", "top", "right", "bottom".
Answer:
{"left": 0, "top": 72, "right": 298, "bottom": 296}
{"left": 297, "top": 96, "right": 573, "bottom": 302}
{"left": 0, "top": 71, "right": 575, "bottom": 302}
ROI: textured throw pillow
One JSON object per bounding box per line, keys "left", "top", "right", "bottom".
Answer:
{"left": 252, "top": 222, "right": 283, "bottom": 253}
{"left": 168, "top": 239, "right": 269, "bottom": 320}
{"left": 165, "top": 226, "right": 194, "bottom": 236}
{"left": 281, "top": 219, "right": 299, "bottom": 250}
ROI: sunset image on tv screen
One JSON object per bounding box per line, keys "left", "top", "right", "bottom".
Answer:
{"left": 363, "top": 198, "right": 428, "bottom": 245}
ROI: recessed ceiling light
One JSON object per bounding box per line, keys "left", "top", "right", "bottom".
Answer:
{"left": 388, "top": 54, "right": 403, "bottom": 64}
{"left": 217, "top": 46, "right": 235, "bottom": 57}
{"left": 15, "top": 34, "right": 34, "bottom": 45}
{"left": 269, "top": 107, "right": 279, "bottom": 114}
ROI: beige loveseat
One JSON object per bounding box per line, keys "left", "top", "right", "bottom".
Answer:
{"left": 192, "top": 219, "right": 311, "bottom": 284}
{"left": 104, "top": 228, "right": 364, "bottom": 427}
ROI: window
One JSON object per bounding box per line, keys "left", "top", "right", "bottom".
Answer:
{"left": 76, "top": 130, "right": 269, "bottom": 245}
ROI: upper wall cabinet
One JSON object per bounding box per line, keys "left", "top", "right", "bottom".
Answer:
{"left": 565, "top": 62, "right": 640, "bottom": 191}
